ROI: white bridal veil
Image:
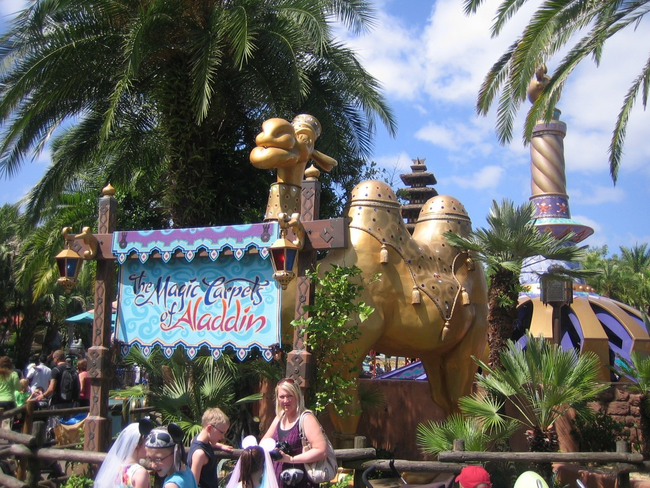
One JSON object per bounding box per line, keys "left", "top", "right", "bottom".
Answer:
{"left": 94, "top": 422, "right": 142, "bottom": 488}
{"left": 226, "top": 436, "right": 278, "bottom": 488}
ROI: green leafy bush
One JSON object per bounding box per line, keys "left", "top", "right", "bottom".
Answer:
{"left": 293, "top": 264, "right": 377, "bottom": 416}
{"left": 62, "top": 475, "right": 94, "bottom": 488}
{"left": 571, "top": 408, "right": 629, "bottom": 453}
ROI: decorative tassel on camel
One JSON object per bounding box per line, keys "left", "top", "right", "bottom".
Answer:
{"left": 380, "top": 244, "right": 388, "bottom": 264}
{"left": 412, "top": 286, "right": 421, "bottom": 304}
{"left": 461, "top": 287, "right": 470, "bottom": 306}
{"left": 441, "top": 321, "right": 450, "bottom": 341}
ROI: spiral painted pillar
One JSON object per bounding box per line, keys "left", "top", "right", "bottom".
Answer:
{"left": 531, "top": 110, "right": 567, "bottom": 198}
{"left": 529, "top": 109, "right": 573, "bottom": 222}
{"left": 526, "top": 69, "right": 593, "bottom": 243}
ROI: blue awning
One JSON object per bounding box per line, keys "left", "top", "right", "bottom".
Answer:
{"left": 66, "top": 311, "right": 116, "bottom": 325}
{"left": 65, "top": 311, "right": 93, "bottom": 323}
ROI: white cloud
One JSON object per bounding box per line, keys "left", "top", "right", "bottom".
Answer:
{"left": 372, "top": 151, "right": 413, "bottom": 174}
{"left": 564, "top": 130, "right": 613, "bottom": 174}
{"left": 447, "top": 165, "right": 504, "bottom": 190}
{"left": 416, "top": 118, "right": 497, "bottom": 154}
{"left": 570, "top": 185, "right": 625, "bottom": 205}
{"left": 415, "top": 123, "right": 458, "bottom": 150}
{"left": 339, "top": 10, "right": 427, "bottom": 101}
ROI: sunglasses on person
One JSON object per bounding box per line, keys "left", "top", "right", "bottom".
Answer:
{"left": 211, "top": 424, "right": 227, "bottom": 436}
{"left": 278, "top": 378, "right": 295, "bottom": 385}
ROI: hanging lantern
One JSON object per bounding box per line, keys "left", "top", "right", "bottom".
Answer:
{"left": 56, "top": 244, "right": 82, "bottom": 294}
{"left": 540, "top": 269, "right": 573, "bottom": 305}
{"left": 270, "top": 232, "right": 299, "bottom": 290}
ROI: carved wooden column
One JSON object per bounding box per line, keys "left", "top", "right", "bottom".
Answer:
{"left": 286, "top": 166, "right": 321, "bottom": 387}
{"left": 85, "top": 185, "right": 117, "bottom": 452}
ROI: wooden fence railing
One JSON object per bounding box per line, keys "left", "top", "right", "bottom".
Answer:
{"left": 1, "top": 407, "right": 649, "bottom": 488}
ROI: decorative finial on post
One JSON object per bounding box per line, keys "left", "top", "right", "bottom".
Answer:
{"left": 102, "top": 184, "right": 115, "bottom": 196}
{"left": 305, "top": 165, "right": 320, "bottom": 180}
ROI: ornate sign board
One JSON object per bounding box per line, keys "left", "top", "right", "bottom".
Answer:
{"left": 112, "top": 223, "right": 281, "bottom": 360}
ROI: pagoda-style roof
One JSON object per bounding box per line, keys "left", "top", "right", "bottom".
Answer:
{"left": 399, "top": 158, "right": 439, "bottom": 234}
{"left": 400, "top": 172, "right": 437, "bottom": 186}
{"left": 401, "top": 187, "right": 438, "bottom": 199}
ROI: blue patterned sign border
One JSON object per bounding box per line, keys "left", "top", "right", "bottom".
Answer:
{"left": 112, "top": 223, "right": 278, "bottom": 263}
{"left": 113, "top": 223, "right": 281, "bottom": 360}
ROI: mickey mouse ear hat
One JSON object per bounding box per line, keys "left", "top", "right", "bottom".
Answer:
{"left": 145, "top": 423, "right": 183, "bottom": 449}
{"left": 145, "top": 428, "right": 175, "bottom": 449}
{"left": 226, "top": 435, "right": 279, "bottom": 488}
{"left": 139, "top": 418, "right": 155, "bottom": 439}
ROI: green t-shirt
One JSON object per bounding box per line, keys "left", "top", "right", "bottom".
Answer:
{"left": 0, "top": 371, "right": 19, "bottom": 403}
{"left": 15, "top": 390, "right": 30, "bottom": 407}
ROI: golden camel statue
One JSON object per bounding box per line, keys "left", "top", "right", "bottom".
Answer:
{"left": 251, "top": 115, "right": 489, "bottom": 434}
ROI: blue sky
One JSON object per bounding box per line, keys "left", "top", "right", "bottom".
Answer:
{"left": 1, "top": 0, "right": 649, "bottom": 253}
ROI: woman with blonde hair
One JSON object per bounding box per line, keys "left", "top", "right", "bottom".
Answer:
{"left": 261, "top": 379, "right": 327, "bottom": 488}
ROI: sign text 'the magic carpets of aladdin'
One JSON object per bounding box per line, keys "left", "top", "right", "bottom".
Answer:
{"left": 113, "top": 224, "right": 281, "bottom": 360}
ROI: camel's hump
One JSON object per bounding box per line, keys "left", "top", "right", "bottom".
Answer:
{"left": 418, "top": 195, "right": 470, "bottom": 224}
{"left": 350, "top": 180, "right": 400, "bottom": 208}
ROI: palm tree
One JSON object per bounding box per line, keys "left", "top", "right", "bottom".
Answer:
{"left": 0, "top": 204, "right": 21, "bottom": 349}
{"left": 583, "top": 244, "right": 650, "bottom": 314}
{"left": 619, "top": 244, "right": 650, "bottom": 314}
{"left": 621, "top": 244, "right": 650, "bottom": 274}
{"left": 115, "top": 348, "right": 264, "bottom": 443}
{"left": 417, "top": 413, "right": 516, "bottom": 455}
{"left": 445, "top": 199, "right": 586, "bottom": 368}
{"left": 464, "top": 0, "right": 649, "bottom": 182}
{"left": 460, "top": 334, "right": 607, "bottom": 483}
{"left": 0, "top": 0, "right": 396, "bottom": 227}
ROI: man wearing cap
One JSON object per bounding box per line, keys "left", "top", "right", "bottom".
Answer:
{"left": 456, "top": 466, "right": 491, "bottom": 488}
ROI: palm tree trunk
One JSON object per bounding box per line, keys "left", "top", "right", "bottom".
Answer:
{"left": 487, "top": 270, "right": 520, "bottom": 369}
{"left": 14, "top": 295, "right": 39, "bottom": 368}
{"left": 525, "top": 426, "right": 558, "bottom": 484}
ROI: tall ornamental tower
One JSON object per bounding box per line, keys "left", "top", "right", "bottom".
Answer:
{"left": 399, "top": 158, "right": 438, "bottom": 234}
{"left": 527, "top": 67, "right": 593, "bottom": 243}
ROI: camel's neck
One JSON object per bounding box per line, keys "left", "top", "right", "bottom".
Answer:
{"left": 263, "top": 182, "right": 302, "bottom": 221}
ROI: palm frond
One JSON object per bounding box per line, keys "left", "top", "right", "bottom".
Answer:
{"left": 610, "top": 53, "right": 650, "bottom": 182}
{"left": 465, "top": 334, "right": 607, "bottom": 436}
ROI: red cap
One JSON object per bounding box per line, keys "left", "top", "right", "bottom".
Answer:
{"left": 456, "top": 466, "right": 491, "bottom": 488}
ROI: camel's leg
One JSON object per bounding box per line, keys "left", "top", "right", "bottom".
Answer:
{"left": 420, "top": 311, "right": 487, "bottom": 414}
{"left": 326, "top": 317, "right": 384, "bottom": 434}
{"left": 418, "top": 353, "right": 455, "bottom": 415}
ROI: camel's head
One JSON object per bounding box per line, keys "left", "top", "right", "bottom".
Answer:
{"left": 527, "top": 64, "right": 551, "bottom": 104}
{"left": 249, "top": 115, "right": 337, "bottom": 174}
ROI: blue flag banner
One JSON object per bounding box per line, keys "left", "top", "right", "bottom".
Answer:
{"left": 112, "top": 223, "right": 281, "bottom": 360}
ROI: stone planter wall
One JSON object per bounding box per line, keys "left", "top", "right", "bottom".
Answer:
{"left": 559, "top": 384, "right": 644, "bottom": 451}
{"left": 257, "top": 379, "right": 646, "bottom": 459}
{"left": 601, "top": 385, "right": 644, "bottom": 445}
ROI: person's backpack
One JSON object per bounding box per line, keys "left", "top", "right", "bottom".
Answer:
{"left": 58, "top": 364, "right": 80, "bottom": 402}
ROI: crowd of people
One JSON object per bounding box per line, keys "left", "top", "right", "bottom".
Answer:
{"left": 94, "top": 378, "right": 335, "bottom": 488}
{"left": 3, "top": 355, "right": 496, "bottom": 488}
{"left": 0, "top": 350, "right": 91, "bottom": 431}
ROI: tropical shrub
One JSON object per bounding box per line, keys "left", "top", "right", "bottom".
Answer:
{"left": 293, "top": 264, "right": 378, "bottom": 416}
